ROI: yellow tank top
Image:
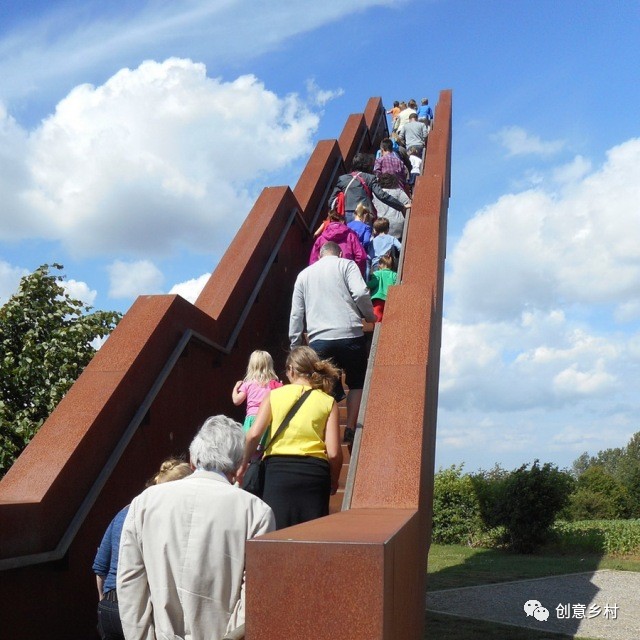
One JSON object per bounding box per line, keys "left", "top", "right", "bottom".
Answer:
{"left": 264, "top": 384, "right": 334, "bottom": 460}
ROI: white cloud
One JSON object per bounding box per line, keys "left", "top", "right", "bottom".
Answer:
{"left": 62, "top": 279, "right": 97, "bottom": 307}
{"left": 440, "top": 312, "right": 625, "bottom": 414}
{"left": 0, "top": 260, "right": 29, "bottom": 305}
{"left": 91, "top": 334, "right": 110, "bottom": 351}
{"left": 437, "top": 138, "right": 640, "bottom": 470}
{"left": 169, "top": 273, "right": 210, "bottom": 304}
{"left": 495, "top": 125, "right": 565, "bottom": 157}
{"left": 553, "top": 361, "right": 616, "bottom": 397}
{"left": 1, "top": 58, "right": 322, "bottom": 258}
{"left": 553, "top": 155, "right": 592, "bottom": 185}
{"left": 0, "top": 262, "right": 96, "bottom": 308}
{"left": 108, "top": 259, "right": 164, "bottom": 299}
{"left": 0, "top": 104, "right": 35, "bottom": 239}
{"left": 305, "top": 79, "right": 344, "bottom": 106}
{"left": 447, "top": 140, "right": 640, "bottom": 323}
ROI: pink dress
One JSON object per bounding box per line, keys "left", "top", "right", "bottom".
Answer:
{"left": 240, "top": 379, "right": 283, "bottom": 416}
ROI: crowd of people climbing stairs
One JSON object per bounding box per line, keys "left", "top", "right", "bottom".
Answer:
{"left": 91, "top": 97, "right": 430, "bottom": 640}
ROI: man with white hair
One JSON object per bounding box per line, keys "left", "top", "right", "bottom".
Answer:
{"left": 117, "top": 415, "right": 275, "bottom": 640}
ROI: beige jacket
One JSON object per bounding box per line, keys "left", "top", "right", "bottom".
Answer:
{"left": 117, "top": 470, "right": 275, "bottom": 640}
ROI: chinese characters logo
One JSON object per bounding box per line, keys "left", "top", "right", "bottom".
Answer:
{"left": 524, "top": 599, "right": 619, "bottom": 622}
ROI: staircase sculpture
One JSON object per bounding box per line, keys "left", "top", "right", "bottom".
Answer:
{"left": 0, "top": 93, "right": 451, "bottom": 640}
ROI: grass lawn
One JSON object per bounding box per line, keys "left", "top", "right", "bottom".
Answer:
{"left": 424, "top": 545, "right": 640, "bottom": 639}
{"left": 427, "top": 544, "right": 640, "bottom": 592}
{"left": 425, "top": 611, "right": 583, "bottom": 640}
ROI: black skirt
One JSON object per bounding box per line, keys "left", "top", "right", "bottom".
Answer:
{"left": 262, "top": 455, "right": 331, "bottom": 530}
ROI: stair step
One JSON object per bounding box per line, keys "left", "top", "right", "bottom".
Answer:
{"left": 333, "top": 399, "right": 351, "bottom": 513}
{"left": 329, "top": 490, "right": 344, "bottom": 514}
{"left": 338, "top": 462, "right": 349, "bottom": 486}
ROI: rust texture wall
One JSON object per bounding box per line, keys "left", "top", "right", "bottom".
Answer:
{"left": 0, "top": 97, "right": 393, "bottom": 639}
{"left": 245, "top": 90, "right": 451, "bottom": 640}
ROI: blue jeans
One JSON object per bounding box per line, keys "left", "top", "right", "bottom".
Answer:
{"left": 97, "top": 597, "right": 124, "bottom": 640}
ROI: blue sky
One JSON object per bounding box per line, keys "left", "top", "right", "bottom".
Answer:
{"left": 1, "top": 0, "right": 639, "bottom": 473}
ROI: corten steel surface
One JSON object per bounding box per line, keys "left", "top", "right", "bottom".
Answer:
{"left": 337, "top": 97, "right": 389, "bottom": 173}
{"left": 245, "top": 90, "right": 451, "bottom": 640}
{"left": 293, "top": 139, "right": 344, "bottom": 227}
{"left": 363, "top": 96, "right": 391, "bottom": 151}
{"left": 246, "top": 509, "right": 420, "bottom": 640}
{"left": 0, "top": 98, "right": 393, "bottom": 640}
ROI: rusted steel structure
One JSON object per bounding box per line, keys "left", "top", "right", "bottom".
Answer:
{"left": 0, "top": 93, "right": 451, "bottom": 639}
{"left": 245, "top": 92, "right": 451, "bottom": 640}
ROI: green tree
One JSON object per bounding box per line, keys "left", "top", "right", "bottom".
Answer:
{"left": 474, "top": 461, "right": 574, "bottom": 553}
{"left": 571, "top": 451, "right": 592, "bottom": 477}
{"left": 571, "top": 432, "right": 640, "bottom": 517}
{"left": 432, "top": 465, "right": 483, "bottom": 545}
{"left": 0, "top": 264, "right": 121, "bottom": 477}
{"left": 617, "top": 433, "right": 640, "bottom": 515}
{"left": 565, "top": 466, "right": 631, "bottom": 520}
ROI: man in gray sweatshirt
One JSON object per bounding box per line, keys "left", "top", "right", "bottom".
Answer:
{"left": 289, "top": 242, "right": 376, "bottom": 443}
{"left": 399, "top": 112, "right": 428, "bottom": 154}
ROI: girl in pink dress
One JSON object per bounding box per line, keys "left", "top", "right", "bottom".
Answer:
{"left": 232, "top": 350, "right": 282, "bottom": 433}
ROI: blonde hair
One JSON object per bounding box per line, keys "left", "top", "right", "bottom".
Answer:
{"left": 354, "top": 202, "right": 372, "bottom": 225}
{"left": 146, "top": 457, "right": 193, "bottom": 487}
{"left": 286, "top": 346, "right": 340, "bottom": 395}
{"left": 244, "top": 350, "right": 278, "bottom": 385}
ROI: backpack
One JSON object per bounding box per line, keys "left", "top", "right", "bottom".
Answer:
{"left": 332, "top": 172, "right": 377, "bottom": 216}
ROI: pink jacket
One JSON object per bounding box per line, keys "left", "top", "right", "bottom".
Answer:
{"left": 309, "top": 222, "right": 367, "bottom": 276}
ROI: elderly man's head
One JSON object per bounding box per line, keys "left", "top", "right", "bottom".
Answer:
{"left": 189, "top": 415, "right": 244, "bottom": 474}
{"left": 319, "top": 241, "right": 342, "bottom": 258}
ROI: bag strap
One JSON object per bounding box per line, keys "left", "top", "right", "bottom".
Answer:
{"left": 351, "top": 172, "right": 373, "bottom": 201}
{"left": 261, "top": 389, "right": 313, "bottom": 452}
{"left": 343, "top": 173, "right": 359, "bottom": 200}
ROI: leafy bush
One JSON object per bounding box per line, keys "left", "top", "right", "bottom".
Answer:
{"left": 0, "top": 264, "right": 121, "bottom": 477}
{"left": 432, "top": 465, "right": 484, "bottom": 545}
{"left": 572, "top": 432, "right": 640, "bottom": 517}
{"left": 553, "top": 520, "right": 640, "bottom": 555}
{"left": 473, "top": 461, "right": 574, "bottom": 553}
{"left": 564, "top": 466, "right": 632, "bottom": 520}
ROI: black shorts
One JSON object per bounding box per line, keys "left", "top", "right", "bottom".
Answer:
{"left": 309, "top": 335, "right": 368, "bottom": 393}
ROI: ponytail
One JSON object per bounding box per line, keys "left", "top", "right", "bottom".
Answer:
{"left": 309, "top": 359, "right": 341, "bottom": 394}
{"left": 287, "top": 346, "right": 340, "bottom": 394}
{"left": 146, "top": 457, "right": 192, "bottom": 487}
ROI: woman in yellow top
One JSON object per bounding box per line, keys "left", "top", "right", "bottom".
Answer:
{"left": 239, "top": 346, "right": 343, "bottom": 529}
